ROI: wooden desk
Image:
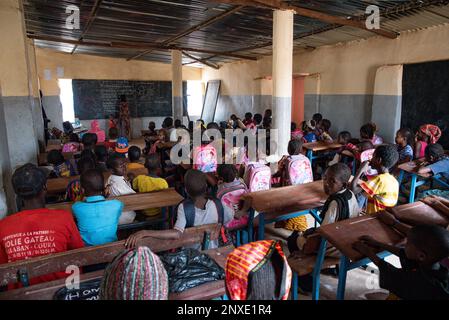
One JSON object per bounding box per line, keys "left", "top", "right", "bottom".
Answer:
{"left": 242, "top": 180, "right": 327, "bottom": 240}
{"left": 319, "top": 215, "right": 404, "bottom": 262}
{"left": 0, "top": 224, "right": 232, "bottom": 300}
{"left": 303, "top": 141, "right": 342, "bottom": 166}
{"left": 397, "top": 159, "right": 449, "bottom": 203}
{"left": 387, "top": 201, "right": 449, "bottom": 227}
{"left": 318, "top": 214, "right": 405, "bottom": 300}
{"left": 242, "top": 180, "right": 326, "bottom": 213}
{"left": 47, "top": 188, "right": 183, "bottom": 213}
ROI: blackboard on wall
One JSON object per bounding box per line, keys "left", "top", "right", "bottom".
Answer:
{"left": 73, "top": 80, "right": 187, "bottom": 120}
{"left": 201, "top": 80, "right": 221, "bottom": 124}
{"left": 402, "top": 60, "right": 449, "bottom": 149}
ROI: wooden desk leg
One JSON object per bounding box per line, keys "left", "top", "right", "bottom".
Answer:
{"left": 312, "top": 238, "right": 327, "bottom": 301}
{"left": 336, "top": 256, "right": 349, "bottom": 300}
{"left": 258, "top": 213, "right": 265, "bottom": 240}
{"left": 409, "top": 174, "right": 418, "bottom": 203}
{"left": 291, "top": 272, "right": 298, "bottom": 300}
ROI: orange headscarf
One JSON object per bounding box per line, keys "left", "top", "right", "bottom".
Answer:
{"left": 225, "top": 240, "right": 292, "bottom": 300}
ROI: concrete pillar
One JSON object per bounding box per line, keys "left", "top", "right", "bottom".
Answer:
{"left": 171, "top": 50, "right": 183, "bottom": 122}
{"left": 272, "top": 10, "right": 293, "bottom": 156}
{"left": 0, "top": 0, "right": 42, "bottom": 215}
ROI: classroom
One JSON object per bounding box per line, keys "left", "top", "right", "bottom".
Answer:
{"left": 1, "top": 0, "right": 449, "bottom": 303}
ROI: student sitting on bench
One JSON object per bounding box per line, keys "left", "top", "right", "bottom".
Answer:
{"left": 0, "top": 164, "right": 84, "bottom": 289}
{"left": 225, "top": 240, "right": 292, "bottom": 300}
{"left": 353, "top": 224, "right": 449, "bottom": 300}
{"left": 100, "top": 246, "right": 168, "bottom": 300}
{"left": 288, "top": 163, "right": 360, "bottom": 254}
{"left": 65, "top": 156, "right": 96, "bottom": 202}
{"left": 72, "top": 169, "right": 123, "bottom": 246}
{"left": 105, "top": 154, "right": 136, "bottom": 225}
{"left": 125, "top": 169, "right": 233, "bottom": 249}
{"left": 47, "top": 149, "right": 77, "bottom": 178}
{"left": 132, "top": 154, "right": 169, "bottom": 218}
{"left": 82, "top": 132, "right": 98, "bottom": 152}
{"left": 418, "top": 143, "right": 449, "bottom": 179}
{"left": 94, "top": 145, "right": 109, "bottom": 173}
{"left": 127, "top": 146, "right": 145, "bottom": 170}
{"left": 351, "top": 144, "right": 399, "bottom": 214}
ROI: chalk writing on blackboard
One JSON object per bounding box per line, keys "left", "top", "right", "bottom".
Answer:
{"left": 73, "top": 80, "right": 187, "bottom": 120}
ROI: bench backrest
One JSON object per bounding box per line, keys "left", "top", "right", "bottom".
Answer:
{"left": 0, "top": 223, "right": 221, "bottom": 287}
{"left": 47, "top": 188, "right": 183, "bottom": 213}
{"left": 46, "top": 167, "right": 148, "bottom": 194}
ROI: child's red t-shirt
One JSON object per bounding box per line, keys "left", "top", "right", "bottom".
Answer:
{"left": 0, "top": 208, "right": 84, "bottom": 289}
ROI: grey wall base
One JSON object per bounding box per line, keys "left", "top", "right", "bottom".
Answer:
{"left": 0, "top": 96, "right": 43, "bottom": 215}
{"left": 371, "top": 95, "right": 402, "bottom": 144}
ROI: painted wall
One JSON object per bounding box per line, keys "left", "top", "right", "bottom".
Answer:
{"left": 36, "top": 48, "right": 202, "bottom": 137}
{"left": 0, "top": 0, "right": 42, "bottom": 216}
{"left": 202, "top": 23, "right": 449, "bottom": 142}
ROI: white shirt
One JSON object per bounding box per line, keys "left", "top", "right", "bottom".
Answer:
{"left": 174, "top": 199, "right": 234, "bottom": 249}
{"left": 321, "top": 190, "right": 360, "bottom": 226}
{"left": 106, "top": 175, "right": 136, "bottom": 225}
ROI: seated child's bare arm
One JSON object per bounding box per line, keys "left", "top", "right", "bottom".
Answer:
{"left": 125, "top": 229, "right": 182, "bottom": 248}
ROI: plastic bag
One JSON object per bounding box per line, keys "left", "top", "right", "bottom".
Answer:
{"left": 160, "top": 248, "right": 224, "bottom": 293}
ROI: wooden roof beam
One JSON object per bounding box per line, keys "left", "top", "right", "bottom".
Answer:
{"left": 127, "top": 5, "right": 245, "bottom": 61}
{"left": 182, "top": 51, "right": 220, "bottom": 69}
{"left": 28, "top": 35, "right": 258, "bottom": 61}
{"left": 71, "top": 0, "right": 103, "bottom": 54}
{"left": 215, "top": 0, "right": 398, "bottom": 39}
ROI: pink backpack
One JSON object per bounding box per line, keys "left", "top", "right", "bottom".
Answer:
{"left": 193, "top": 144, "right": 218, "bottom": 173}
{"left": 245, "top": 163, "right": 271, "bottom": 192}
{"left": 62, "top": 142, "right": 80, "bottom": 153}
{"left": 285, "top": 155, "right": 313, "bottom": 186}
{"left": 217, "top": 182, "right": 249, "bottom": 229}
{"left": 360, "top": 149, "right": 378, "bottom": 177}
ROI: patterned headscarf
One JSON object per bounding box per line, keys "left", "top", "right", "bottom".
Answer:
{"left": 100, "top": 246, "right": 169, "bottom": 300}
{"left": 420, "top": 124, "right": 442, "bottom": 144}
{"left": 225, "top": 240, "right": 292, "bottom": 300}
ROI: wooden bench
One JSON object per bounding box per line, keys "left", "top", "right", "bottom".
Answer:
{"left": 46, "top": 167, "right": 148, "bottom": 194}
{"left": 0, "top": 224, "right": 233, "bottom": 300}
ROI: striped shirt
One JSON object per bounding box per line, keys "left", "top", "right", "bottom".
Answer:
{"left": 359, "top": 173, "right": 399, "bottom": 214}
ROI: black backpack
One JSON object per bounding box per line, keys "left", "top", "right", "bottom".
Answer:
{"left": 175, "top": 197, "right": 232, "bottom": 247}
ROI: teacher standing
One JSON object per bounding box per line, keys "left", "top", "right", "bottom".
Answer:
{"left": 119, "top": 95, "right": 131, "bottom": 139}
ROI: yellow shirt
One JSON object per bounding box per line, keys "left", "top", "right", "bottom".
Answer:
{"left": 359, "top": 173, "right": 399, "bottom": 214}
{"left": 284, "top": 216, "right": 308, "bottom": 232}
{"left": 127, "top": 162, "right": 145, "bottom": 170}
{"left": 132, "top": 175, "right": 169, "bottom": 216}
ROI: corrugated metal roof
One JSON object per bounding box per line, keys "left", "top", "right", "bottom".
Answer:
{"left": 24, "top": 0, "right": 449, "bottom": 67}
